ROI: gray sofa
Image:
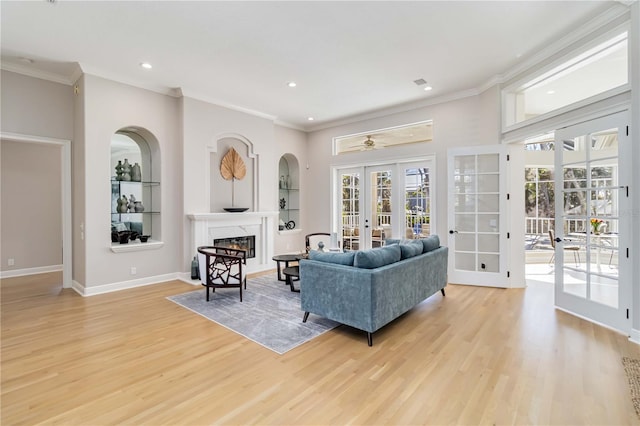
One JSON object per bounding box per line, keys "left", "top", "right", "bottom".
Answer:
{"left": 299, "top": 235, "right": 448, "bottom": 346}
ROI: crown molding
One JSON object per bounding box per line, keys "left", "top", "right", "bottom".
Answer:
{"left": 1, "top": 61, "right": 75, "bottom": 85}
{"left": 177, "top": 87, "right": 278, "bottom": 122}
{"left": 307, "top": 87, "right": 480, "bottom": 132}
{"left": 78, "top": 63, "right": 177, "bottom": 97}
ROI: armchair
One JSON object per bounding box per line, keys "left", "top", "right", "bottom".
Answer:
{"left": 305, "top": 233, "right": 332, "bottom": 253}
{"left": 197, "top": 246, "right": 247, "bottom": 302}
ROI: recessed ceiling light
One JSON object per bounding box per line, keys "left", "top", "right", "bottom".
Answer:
{"left": 547, "top": 90, "right": 555, "bottom": 94}
{"left": 307, "top": 117, "right": 314, "bottom": 121}
{"left": 140, "top": 62, "right": 152, "bottom": 69}
{"left": 287, "top": 81, "right": 297, "bottom": 88}
{"left": 424, "top": 85, "right": 433, "bottom": 91}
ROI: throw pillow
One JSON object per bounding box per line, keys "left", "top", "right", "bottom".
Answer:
{"left": 308, "top": 250, "right": 355, "bottom": 266}
{"left": 354, "top": 245, "right": 401, "bottom": 269}
{"left": 420, "top": 235, "right": 440, "bottom": 252}
{"left": 399, "top": 240, "right": 424, "bottom": 259}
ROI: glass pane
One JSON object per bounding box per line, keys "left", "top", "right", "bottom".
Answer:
{"left": 371, "top": 171, "right": 392, "bottom": 229}
{"left": 341, "top": 173, "right": 360, "bottom": 250}
{"left": 563, "top": 191, "right": 587, "bottom": 216}
{"left": 478, "top": 214, "right": 499, "bottom": 232}
{"left": 454, "top": 156, "right": 476, "bottom": 174}
{"left": 405, "top": 167, "right": 430, "bottom": 237}
{"left": 590, "top": 274, "right": 618, "bottom": 308}
{"left": 455, "top": 253, "right": 476, "bottom": 271}
{"left": 478, "top": 194, "right": 499, "bottom": 213}
{"left": 477, "top": 154, "right": 499, "bottom": 173}
{"left": 478, "top": 234, "right": 499, "bottom": 253}
{"left": 456, "top": 234, "right": 476, "bottom": 252}
{"left": 506, "top": 32, "right": 628, "bottom": 126}
{"left": 478, "top": 174, "right": 499, "bottom": 192}
{"left": 478, "top": 254, "right": 500, "bottom": 272}
{"left": 455, "top": 194, "right": 476, "bottom": 212}
{"left": 563, "top": 269, "right": 587, "bottom": 299}
{"left": 455, "top": 214, "right": 475, "bottom": 232}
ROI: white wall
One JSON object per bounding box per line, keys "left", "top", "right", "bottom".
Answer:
{"left": 180, "top": 96, "right": 279, "bottom": 268}
{"left": 1, "top": 140, "right": 62, "bottom": 271}
{"left": 79, "top": 74, "right": 182, "bottom": 289}
{"left": 305, "top": 92, "right": 501, "bottom": 244}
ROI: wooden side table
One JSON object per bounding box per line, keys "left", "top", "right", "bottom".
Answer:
{"left": 272, "top": 254, "right": 299, "bottom": 282}
{"left": 282, "top": 266, "right": 300, "bottom": 292}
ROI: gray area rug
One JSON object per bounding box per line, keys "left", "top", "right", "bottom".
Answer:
{"left": 167, "top": 274, "right": 339, "bottom": 354}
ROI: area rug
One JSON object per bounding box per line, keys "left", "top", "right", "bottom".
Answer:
{"left": 622, "top": 357, "right": 640, "bottom": 419}
{"left": 167, "top": 274, "right": 339, "bottom": 354}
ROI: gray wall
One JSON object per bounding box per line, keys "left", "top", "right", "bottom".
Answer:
{"left": 1, "top": 140, "right": 62, "bottom": 271}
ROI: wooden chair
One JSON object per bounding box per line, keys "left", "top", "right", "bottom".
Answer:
{"left": 548, "top": 230, "right": 580, "bottom": 266}
{"left": 305, "top": 233, "right": 332, "bottom": 253}
{"left": 197, "top": 246, "right": 247, "bottom": 302}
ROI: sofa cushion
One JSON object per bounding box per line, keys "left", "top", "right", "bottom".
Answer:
{"left": 354, "top": 245, "right": 401, "bottom": 269}
{"left": 308, "top": 250, "right": 355, "bottom": 266}
{"left": 399, "top": 240, "right": 424, "bottom": 259}
{"left": 420, "top": 235, "right": 440, "bottom": 252}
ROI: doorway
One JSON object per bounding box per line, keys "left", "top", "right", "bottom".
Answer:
{"left": 0, "top": 133, "right": 72, "bottom": 288}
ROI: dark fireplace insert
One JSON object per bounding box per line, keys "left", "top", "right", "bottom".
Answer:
{"left": 213, "top": 235, "right": 256, "bottom": 259}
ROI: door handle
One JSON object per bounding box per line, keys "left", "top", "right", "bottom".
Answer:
{"left": 554, "top": 237, "right": 562, "bottom": 243}
{"left": 449, "top": 230, "right": 458, "bottom": 234}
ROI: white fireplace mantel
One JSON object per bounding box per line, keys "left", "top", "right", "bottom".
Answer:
{"left": 188, "top": 211, "right": 278, "bottom": 274}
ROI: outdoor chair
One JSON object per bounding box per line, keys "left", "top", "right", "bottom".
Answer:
{"left": 548, "top": 230, "right": 581, "bottom": 266}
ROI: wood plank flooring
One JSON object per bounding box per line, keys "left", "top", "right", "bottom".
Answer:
{"left": 2, "top": 272, "right": 639, "bottom": 425}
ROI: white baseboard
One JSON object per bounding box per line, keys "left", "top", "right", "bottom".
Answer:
{"left": 629, "top": 328, "right": 640, "bottom": 345}
{"left": 71, "top": 273, "right": 181, "bottom": 297}
{"left": 0, "top": 264, "right": 62, "bottom": 279}
{"left": 177, "top": 272, "right": 201, "bottom": 286}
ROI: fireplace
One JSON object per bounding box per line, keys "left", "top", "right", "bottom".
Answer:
{"left": 214, "top": 235, "right": 256, "bottom": 259}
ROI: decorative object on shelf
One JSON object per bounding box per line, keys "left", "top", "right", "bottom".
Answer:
{"left": 590, "top": 218, "right": 603, "bottom": 234}
{"left": 129, "top": 231, "right": 139, "bottom": 241}
{"left": 118, "top": 231, "right": 131, "bottom": 244}
{"left": 279, "top": 197, "right": 286, "bottom": 210}
{"left": 279, "top": 175, "right": 285, "bottom": 189}
{"left": 279, "top": 219, "right": 285, "bottom": 231}
{"left": 191, "top": 256, "right": 200, "bottom": 279}
{"left": 115, "top": 160, "right": 124, "bottom": 180}
{"left": 128, "top": 194, "right": 136, "bottom": 212}
{"left": 223, "top": 207, "right": 250, "bottom": 213}
{"left": 220, "top": 147, "right": 248, "bottom": 212}
{"left": 286, "top": 220, "right": 295, "bottom": 230}
{"left": 117, "top": 195, "right": 129, "bottom": 213}
{"left": 139, "top": 235, "right": 150, "bottom": 243}
{"left": 131, "top": 162, "right": 142, "bottom": 182}
{"left": 122, "top": 159, "right": 132, "bottom": 181}
{"left": 134, "top": 200, "right": 145, "bottom": 212}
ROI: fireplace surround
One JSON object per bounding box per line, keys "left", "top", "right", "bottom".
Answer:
{"left": 188, "top": 212, "right": 278, "bottom": 274}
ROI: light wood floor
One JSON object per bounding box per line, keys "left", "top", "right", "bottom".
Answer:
{"left": 2, "top": 272, "right": 639, "bottom": 425}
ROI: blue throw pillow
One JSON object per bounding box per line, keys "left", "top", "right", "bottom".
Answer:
{"left": 399, "top": 240, "right": 424, "bottom": 259}
{"left": 354, "top": 245, "right": 401, "bottom": 269}
{"left": 420, "top": 235, "right": 440, "bottom": 252}
{"left": 308, "top": 250, "right": 355, "bottom": 266}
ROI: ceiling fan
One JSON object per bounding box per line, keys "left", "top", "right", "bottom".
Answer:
{"left": 360, "top": 135, "right": 383, "bottom": 151}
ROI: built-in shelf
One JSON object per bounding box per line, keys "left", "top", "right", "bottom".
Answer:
{"left": 110, "top": 240, "right": 164, "bottom": 253}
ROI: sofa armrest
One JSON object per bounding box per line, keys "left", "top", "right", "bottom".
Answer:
{"left": 300, "top": 260, "right": 376, "bottom": 332}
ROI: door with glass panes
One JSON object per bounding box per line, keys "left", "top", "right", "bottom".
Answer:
{"left": 553, "top": 111, "right": 630, "bottom": 332}
{"left": 447, "top": 146, "right": 508, "bottom": 287}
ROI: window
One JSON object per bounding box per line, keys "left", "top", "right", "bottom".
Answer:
{"left": 504, "top": 31, "right": 628, "bottom": 128}
{"left": 333, "top": 121, "right": 432, "bottom": 155}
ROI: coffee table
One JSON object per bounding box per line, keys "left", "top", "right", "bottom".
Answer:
{"left": 282, "top": 266, "right": 300, "bottom": 292}
{"left": 272, "top": 254, "right": 300, "bottom": 282}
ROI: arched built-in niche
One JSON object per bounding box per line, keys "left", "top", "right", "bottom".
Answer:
{"left": 110, "top": 127, "right": 161, "bottom": 246}
{"left": 210, "top": 135, "right": 257, "bottom": 212}
{"left": 278, "top": 153, "right": 300, "bottom": 231}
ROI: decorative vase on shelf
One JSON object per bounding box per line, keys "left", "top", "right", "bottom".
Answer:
{"left": 122, "top": 159, "right": 132, "bottom": 181}
{"left": 117, "top": 195, "right": 128, "bottom": 213}
{"left": 134, "top": 201, "right": 145, "bottom": 212}
{"left": 115, "top": 160, "right": 124, "bottom": 181}
{"left": 128, "top": 194, "right": 136, "bottom": 212}
{"left": 131, "top": 163, "right": 142, "bottom": 182}
{"left": 279, "top": 175, "right": 285, "bottom": 189}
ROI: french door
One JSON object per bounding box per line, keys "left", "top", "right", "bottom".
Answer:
{"left": 447, "top": 146, "right": 509, "bottom": 287}
{"left": 336, "top": 160, "right": 433, "bottom": 250}
{"left": 553, "top": 111, "right": 630, "bottom": 332}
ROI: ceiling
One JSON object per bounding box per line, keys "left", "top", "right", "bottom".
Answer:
{"left": 0, "top": 1, "right": 621, "bottom": 131}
